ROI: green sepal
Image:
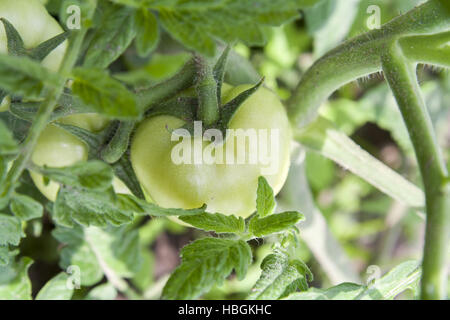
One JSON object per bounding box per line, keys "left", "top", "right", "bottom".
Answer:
{"left": 145, "top": 97, "right": 197, "bottom": 122}
{"left": 0, "top": 18, "right": 26, "bottom": 56}
{"left": 112, "top": 157, "right": 146, "bottom": 200}
{"left": 53, "top": 120, "right": 145, "bottom": 200}
{"left": 101, "top": 121, "right": 135, "bottom": 164}
{"left": 52, "top": 122, "right": 103, "bottom": 159}
{"left": 28, "top": 31, "right": 70, "bottom": 62}
{"left": 213, "top": 45, "right": 231, "bottom": 106}
{"left": 218, "top": 77, "right": 264, "bottom": 130}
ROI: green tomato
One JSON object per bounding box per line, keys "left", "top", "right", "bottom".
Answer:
{"left": 131, "top": 85, "right": 292, "bottom": 218}
{"left": 30, "top": 114, "right": 129, "bottom": 201}
{"left": 0, "top": 0, "right": 67, "bottom": 110}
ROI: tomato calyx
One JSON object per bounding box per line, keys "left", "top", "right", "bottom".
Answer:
{"left": 0, "top": 18, "right": 69, "bottom": 104}
{"left": 141, "top": 47, "right": 266, "bottom": 139}
{"left": 0, "top": 18, "right": 69, "bottom": 61}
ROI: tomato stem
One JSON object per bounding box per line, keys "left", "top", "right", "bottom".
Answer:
{"left": 194, "top": 54, "right": 220, "bottom": 126}
{"left": 381, "top": 42, "right": 449, "bottom": 300}
{"left": 286, "top": 0, "right": 450, "bottom": 129}
{"left": 286, "top": 0, "right": 450, "bottom": 299}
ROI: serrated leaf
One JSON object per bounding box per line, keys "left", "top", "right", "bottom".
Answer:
{"left": 53, "top": 225, "right": 142, "bottom": 288}
{"left": 0, "top": 119, "right": 18, "bottom": 155}
{"left": 0, "top": 246, "right": 17, "bottom": 266}
{"left": 116, "top": 194, "right": 207, "bottom": 217}
{"left": 134, "top": 9, "right": 159, "bottom": 57}
{"left": 35, "top": 272, "right": 74, "bottom": 300}
{"left": 72, "top": 67, "right": 140, "bottom": 119}
{"left": 249, "top": 211, "right": 304, "bottom": 237}
{"left": 162, "top": 238, "right": 252, "bottom": 300}
{"left": 0, "top": 214, "right": 24, "bottom": 246}
{"left": 84, "top": 3, "right": 137, "bottom": 68}
{"left": 256, "top": 176, "right": 275, "bottom": 217}
{"left": 357, "top": 261, "right": 421, "bottom": 300}
{"left": 53, "top": 187, "right": 134, "bottom": 228}
{"left": 179, "top": 212, "right": 245, "bottom": 233}
{"left": 248, "top": 252, "right": 309, "bottom": 300}
{"left": 0, "top": 257, "right": 33, "bottom": 300}
{"left": 10, "top": 194, "right": 44, "bottom": 221}
{"left": 154, "top": 0, "right": 319, "bottom": 56}
{"left": 0, "top": 54, "right": 62, "bottom": 99}
{"left": 39, "top": 160, "right": 114, "bottom": 191}
{"left": 286, "top": 261, "right": 421, "bottom": 300}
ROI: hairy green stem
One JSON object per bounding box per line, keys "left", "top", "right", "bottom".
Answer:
{"left": 0, "top": 0, "right": 98, "bottom": 201}
{"left": 381, "top": 42, "right": 449, "bottom": 300}
{"left": 287, "top": 0, "right": 450, "bottom": 129}
{"left": 194, "top": 54, "right": 220, "bottom": 125}
{"left": 399, "top": 32, "right": 450, "bottom": 68}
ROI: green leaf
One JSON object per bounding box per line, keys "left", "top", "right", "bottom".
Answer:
{"left": 10, "top": 194, "right": 44, "bottom": 221}
{"left": 357, "top": 261, "right": 421, "bottom": 300}
{"left": 39, "top": 160, "right": 114, "bottom": 191}
{"left": 0, "top": 119, "right": 18, "bottom": 155}
{"left": 0, "top": 257, "right": 33, "bottom": 300}
{"left": 35, "top": 272, "right": 74, "bottom": 300}
{"left": 84, "top": 3, "right": 137, "bottom": 68}
{"left": 286, "top": 261, "right": 421, "bottom": 300}
{"left": 256, "top": 176, "right": 275, "bottom": 217}
{"left": 131, "top": 249, "right": 154, "bottom": 292}
{"left": 153, "top": 0, "right": 319, "bottom": 56}
{"left": 52, "top": 225, "right": 142, "bottom": 288}
{"left": 304, "top": 0, "right": 360, "bottom": 58}
{"left": 295, "top": 116, "right": 425, "bottom": 208}
{"left": 248, "top": 211, "right": 304, "bottom": 237}
{"left": 162, "top": 238, "right": 252, "bottom": 299}
{"left": 116, "top": 194, "right": 207, "bottom": 217}
{"left": 0, "top": 214, "right": 24, "bottom": 246}
{"left": 0, "top": 54, "right": 62, "bottom": 99}
{"left": 248, "top": 251, "right": 309, "bottom": 300}
{"left": 85, "top": 283, "right": 118, "bottom": 300}
{"left": 71, "top": 67, "right": 140, "bottom": 119}
{"left": 0, "top": 246, "right": 17, "bottom": 266}
{"left": 53, "top": 187, "right": 134, "bottom": 228}
{"left": 179, "top": 212, "right": 245, "bottom": 234}
{"left": 134, "top": 8, "right": 159, "bottom": 57}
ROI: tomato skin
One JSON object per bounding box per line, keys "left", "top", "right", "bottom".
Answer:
{"left": 0, "top": 0, "right": 68, "bottom": 111}
{"left": 131, "top": 85, "right": 292, "bottom": 218}
{"left": 29, "top": 114, "right": 129, "bottom": 201}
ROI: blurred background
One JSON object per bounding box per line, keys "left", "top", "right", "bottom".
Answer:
{"left": 22, "top": 0, "right": 449, "bottom": 299}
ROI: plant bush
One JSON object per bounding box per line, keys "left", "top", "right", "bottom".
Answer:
{"left": 0, "top": 0, "right": 448, "bottom": 300}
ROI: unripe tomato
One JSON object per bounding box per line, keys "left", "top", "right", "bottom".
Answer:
{"left": 131, "top": 85, "right": 292, "bottom": 218}
{"left": 30, "top": 114, "right": 129, "bottom": 201}
{"left": 0, "top": 0, "right": 67, "bottom": 110}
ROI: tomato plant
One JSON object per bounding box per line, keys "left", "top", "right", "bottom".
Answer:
{"left": 0, "top": 0, "right": 448, "bottom": 303}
